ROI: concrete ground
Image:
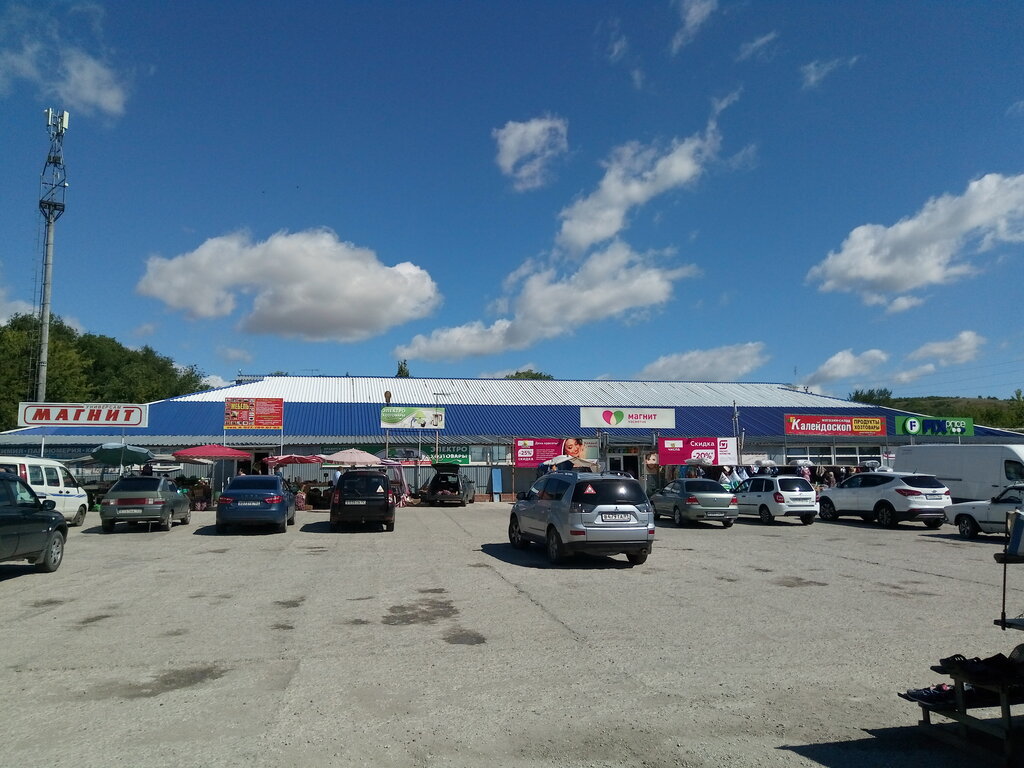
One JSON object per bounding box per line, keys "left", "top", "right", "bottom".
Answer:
{"left": 0, "top": 501, "right": 1018, "bottom": 767}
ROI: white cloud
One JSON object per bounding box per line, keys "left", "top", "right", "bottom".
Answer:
{"left": 1007, "top": 100, "right": 1024, "bottom": 117}
{"left": 218, "top": 346, "right": 253, "bottom": 363}
{"left": 893, "top": 364, "right": 936, "bottom": 384}
{"left": 395, "top": 240, "right": 699, "bottom": 361}
{"left": 907, "top": 330, "right": 986, "bottom": 366}
{"left": 202, "top": 374, "right": 231, "bottom": 389}
{"left": 634, "top": 342, "right": 769, "bottom": 381}
{"left": 133, "top": 323, "right": 156, "bottom": 336}
{"left": 800, "top": 56, "right": 859, "bottom": 89}
{"left": 0, "top": 285, "right": 34, "bottom": 323}
{"left": 807, "top": 173, "right": 1024, "bottom": 305}
{"left": 737, "top": 32, "right": 778, "bottom": 62}
{"left": 0, "top": 7, "right": 127, "bottom": 117}
{"left": 671, "top": 0, "right": 718, "bottom": 54}
{"left": 137, "top": 229, "right": 441, "bottom": 342}
{"left": 557, "top": 94, "right": 736, "bottom": 251}
{"left": 493, "top": 116, "right": 568, "bottom": 192}
{"left": 885, "top": 296, "right": 924, "bottom": 314}
{"left": 802, "top": 348, "right": 888, "bottom": 389}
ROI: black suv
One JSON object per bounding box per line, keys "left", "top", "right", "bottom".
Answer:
{"left": 420, "top": 463, "right": 476, "bottom": 507}
{"left": 0, "top": 471, "right": 67, "bottom": 572}
{"left": 330, "top": 469, "right": 396, "bottom": 531}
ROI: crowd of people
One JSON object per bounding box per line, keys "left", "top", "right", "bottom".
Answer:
{"left": 680, "top": 463, "right": 869, "bottom": 492}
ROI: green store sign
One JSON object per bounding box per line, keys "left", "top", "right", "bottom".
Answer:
{"left": 895, "top": 416, "right": 974, "bottom": 436}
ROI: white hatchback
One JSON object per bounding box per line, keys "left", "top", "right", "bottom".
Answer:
{"left": 734, "top": 475, "right": 818, "bottom": 525}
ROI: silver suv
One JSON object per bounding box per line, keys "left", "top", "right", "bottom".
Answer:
{"left": 734, "top": 475, "right": 818, "bottom": 525}
{"left": 508, "top": 471, "right": 654, "bottom": 566}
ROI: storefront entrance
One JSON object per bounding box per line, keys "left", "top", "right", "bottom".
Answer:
{"left": 607, "top": 453, "right": 640, "bottom": 478}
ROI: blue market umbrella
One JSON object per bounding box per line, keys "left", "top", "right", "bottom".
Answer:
{"left": 90, "top": 442, "right": 155, "bottom": 467}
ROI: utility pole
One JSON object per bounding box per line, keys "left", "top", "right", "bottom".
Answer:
{"left": 36, "top": 108, "right": 69, "bottom": 402}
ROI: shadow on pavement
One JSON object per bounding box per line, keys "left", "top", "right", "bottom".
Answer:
{"left": 479, "top": 541, "right": 636, "bottom": 570}
{"left": 779, "top": 725, "right": 984, "bottom": 768}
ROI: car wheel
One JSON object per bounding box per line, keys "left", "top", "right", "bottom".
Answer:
{"left": 508, "top": 515, "right": 529, "bottom": 550}
{"left": 329, "top": 521, "right": 340, "bottom": 532}
{"left": 800, "top": 514, "right": 815, "bottom": 525}
{"left": 652, "top": 509, "right": 661, "bottom": 520}
{"left": 460, "top": 499, "right": 467, "bottom": 507}
{"left": 385, "top": 521, "right": 395, "bottom": 532}
{"left": 546, "top": 527, "right": 565, "bottom": 565}
{"left": 626, "top": 550, "right": 648, "bottom": 566}
{"left": 759, "top": 506, "right": 774, "bottom": 524}
{"left": 673, "top": 507, "right": 685, "bottom": 527}
{"left": 876, "top": 503, "right": 898, "bottom": 528}
{"left": 276, "top": 518, "right": 288, "bottom": 533}
{"left": 101, "top": 519, "right": 116, "bottom": 533}
{"left": 161, "top": 513, "right": 173, "bottom": 531}
{"left": 182, "top": 508, "right": 192, "bottom": 525}
{"left": 287, "top": 511, "right": 296, "bottom": 525}
{"left": 215, "top": 522, "right": 228, "bottom": 535}
{"left": 72, "top": 505, "right": 87, "bottom": 526}
{"left": 957, "top": 515, "right": 980, "bottom": 539}
{"left": 35, "top": 530, "right": 65, "bottom": 572}
{"left": 818, "top": 498, "right": 837, "bottom": 521}
{"left": 722, "top": 519, "right": 734, "bottom": 528}
{"left": 923, "top": 518, "right": 943, "bottom": 529}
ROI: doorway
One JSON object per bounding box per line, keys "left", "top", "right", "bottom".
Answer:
{"left": 607, "top": 453, "right": 640, "bottom": 478}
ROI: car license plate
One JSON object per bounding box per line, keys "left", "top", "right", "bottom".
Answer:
{"left": 237, "top": 500, "right": 260, "bottom": 506}
{"left": 926, "top": 494, "right": 942, "bottom": 500}
{"left": 602, "top": 513, "right": 631, "bottom": 522}
{"left": 348, "top": 500, "right": 366, "bottom": 505}
{"left": 120, "top": 508, "right": 142, "bottom": 515}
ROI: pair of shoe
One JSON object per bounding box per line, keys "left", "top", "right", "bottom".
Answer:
{"left": 939, "top": 653, "right": 1019, "bottom": 683}
{"left": 901, "top": 683, "right": 955, "bottom": 704}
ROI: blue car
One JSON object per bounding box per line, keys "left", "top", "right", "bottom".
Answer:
{"left": 216, "top": 476, "right": 295, "bottom": 534}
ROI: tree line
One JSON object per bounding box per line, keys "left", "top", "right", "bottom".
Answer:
{"left": 849, "top": 388, "right": 1024, "bottom": 431}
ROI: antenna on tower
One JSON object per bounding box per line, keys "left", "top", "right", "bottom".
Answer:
{"left": 35, "top": 108, "right": 69, "bottom": 402}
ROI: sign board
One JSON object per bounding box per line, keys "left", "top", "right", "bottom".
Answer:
{"left": 658, "top": 437, "right": 737, "bottom": 466}
{"left": 784, "top": 414, "right": 886, "bottom": 436}
{"left": 224, "top": 398, "right": 284, "bottom": 430}
{"left": 18, "top": 402, "right": 149, "bottom": 428}
{"left": 513, "top": 437, "right": 600, "bottom": 468}
{"left": 380, "top": 406, "right": 446, "bottom": 430}
{"left": 895, "top": 416, "right": 974, "bottom": 437}
{"left": 579, "top": 407, "right": 675, "bottom": 429}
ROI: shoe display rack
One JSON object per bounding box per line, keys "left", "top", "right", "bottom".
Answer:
{"left": 900, "top": 528, "right": 1024, "bottom": 765}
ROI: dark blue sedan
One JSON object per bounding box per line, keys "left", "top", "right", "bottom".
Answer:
{"left": 216, "top": 476, "right": 295, "bottom": 534}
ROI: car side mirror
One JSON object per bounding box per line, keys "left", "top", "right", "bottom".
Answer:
{"left": 42, "top": 499, "right": 57, "bottom": 511}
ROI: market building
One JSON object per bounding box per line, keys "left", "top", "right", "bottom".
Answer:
{"left": 1, "top": 375, "right": 1019, "bottom": 496}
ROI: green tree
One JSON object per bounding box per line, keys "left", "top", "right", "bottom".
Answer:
{"left": 1011, "top": 389, "right": 1024, "bottom": 429}
{"left": 396, "top": 360, "right": 410, "bottom": 377}
{"left": 505, "top": 369, "right": 554, "bottom": 380}
{"left": 848, "top": 388, "right": 892, "bottom": 405}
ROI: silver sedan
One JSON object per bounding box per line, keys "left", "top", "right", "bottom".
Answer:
{"left": 650, "top": 479, "right": 738, "bottom": 527}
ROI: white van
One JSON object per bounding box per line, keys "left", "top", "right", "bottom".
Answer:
{"left": 0, "top": 456, "right": 90, "bottom": 525}
{"left": 894, "top": 444, "right": 1024, "bottom": 503}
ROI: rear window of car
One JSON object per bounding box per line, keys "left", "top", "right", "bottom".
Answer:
{"left": 778, "top": 478, "right": 814, "bottom": 492}
{"left": 110, "top": 477, "right": 162, "bottom": 492}
{"left": 684, "top": 480, "right": 728, "bottom": 493}
{"left": 571, "top": 479, "right": 647, "bottom": 504}
{"left": 228, "top": 477, "right": 278, "bottom": 490}
{"left": 901, "top": 474, "right": 945, "bottom": 489}
{"left": 342, "top": 474, "right": 388, "bottom": 496}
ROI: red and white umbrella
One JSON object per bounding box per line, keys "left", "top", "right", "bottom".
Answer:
{"left": 263, "top": 454, "right": 327, "bottom": 470}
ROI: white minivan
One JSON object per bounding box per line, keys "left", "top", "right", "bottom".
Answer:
{"left": 894, "top": 444, "right": 1024, "bottom": 502}
{"left": 0, "top": 456, "right": 90, "bottom": 526}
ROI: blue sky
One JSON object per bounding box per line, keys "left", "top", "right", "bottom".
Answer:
{"left": 2, "top": 1, "right": 1023, "bottom": 397}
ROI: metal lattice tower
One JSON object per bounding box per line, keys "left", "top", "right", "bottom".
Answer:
{"left": 35, "top": 108, "right": 69, "bottom": 402}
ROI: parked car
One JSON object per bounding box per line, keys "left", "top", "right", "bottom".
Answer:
{"left": 650, "top": 478, "right": 738, "bottom": 527}
{"left": 508, "top": 470, "right": 654, "bottom": 566}
{"left": 216, "top": 475, "right": 295, "bottom": 533}
{"left": 944, "top": 484, "right": 1024, "bottom": 539}
{"left": 817, "top": 471, "right": 948, "bottom": 528}
{"left": 0, "top": 471, "right": 66, "bottom": 572}
{"left": 100, "top": 475, "right": 191, "bottom": 532}
{"left": 734, "top": 475, "right": 818, "bottom": 525}
{"left": 0, "top": 455, "right": 90, "bottom": 526}
{"left": 420, "top": 463, "right": 475, "bottom": 506}
{"left": 330, "top": 469, "right": 396, "bottom": 532}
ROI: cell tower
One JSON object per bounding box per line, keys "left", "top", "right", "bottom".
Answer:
{"left": 35, "top": 108, "right": 69, "bottom": 402}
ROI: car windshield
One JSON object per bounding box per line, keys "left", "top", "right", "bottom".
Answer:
{"left": 110, "top": 477, "right": 162, "bottom": 492}
{"left": 228, "top": 477, "right": 278, "bottom": 490}
{"left": 684, "top": 480, "right": 728, "bottom": 493}
{"left": 571, "top": 479, "right": 647, "bottom": 504}
{"left": 901, "top": 475, "right": 945, "bottom": 489}
{"left": 343, "top": 474, "right": 387, "bottom": 495}
{"left": 778, "top": 478, "right": 814, "bottom": 492}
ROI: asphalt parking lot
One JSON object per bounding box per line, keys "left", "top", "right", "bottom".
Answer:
{"left": 0, "top": 501, "right": 1018, "bottom": 767}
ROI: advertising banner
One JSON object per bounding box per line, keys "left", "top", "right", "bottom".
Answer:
{"left": 18, "top": 402, "right": 149, "bottom": 428}
{"left": 658, "top": 437, "right": 737, "bottom": 466}
{"left": 513, "top": 437, "right": 600, "bottom": 468}
{"left": 380, "top": 406, "right": 446, "bottom": 430}
{"left": 224, "top": 398, "right": 284, "bottom": 430}
{"left": 895, "top": 416, "right": 974, "bottom": 437}
{"left": 784, "top": 414, "right": 886, "bottom": 436}
{"left": 579, "top": 407, "right": 676, "bottom": 429}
